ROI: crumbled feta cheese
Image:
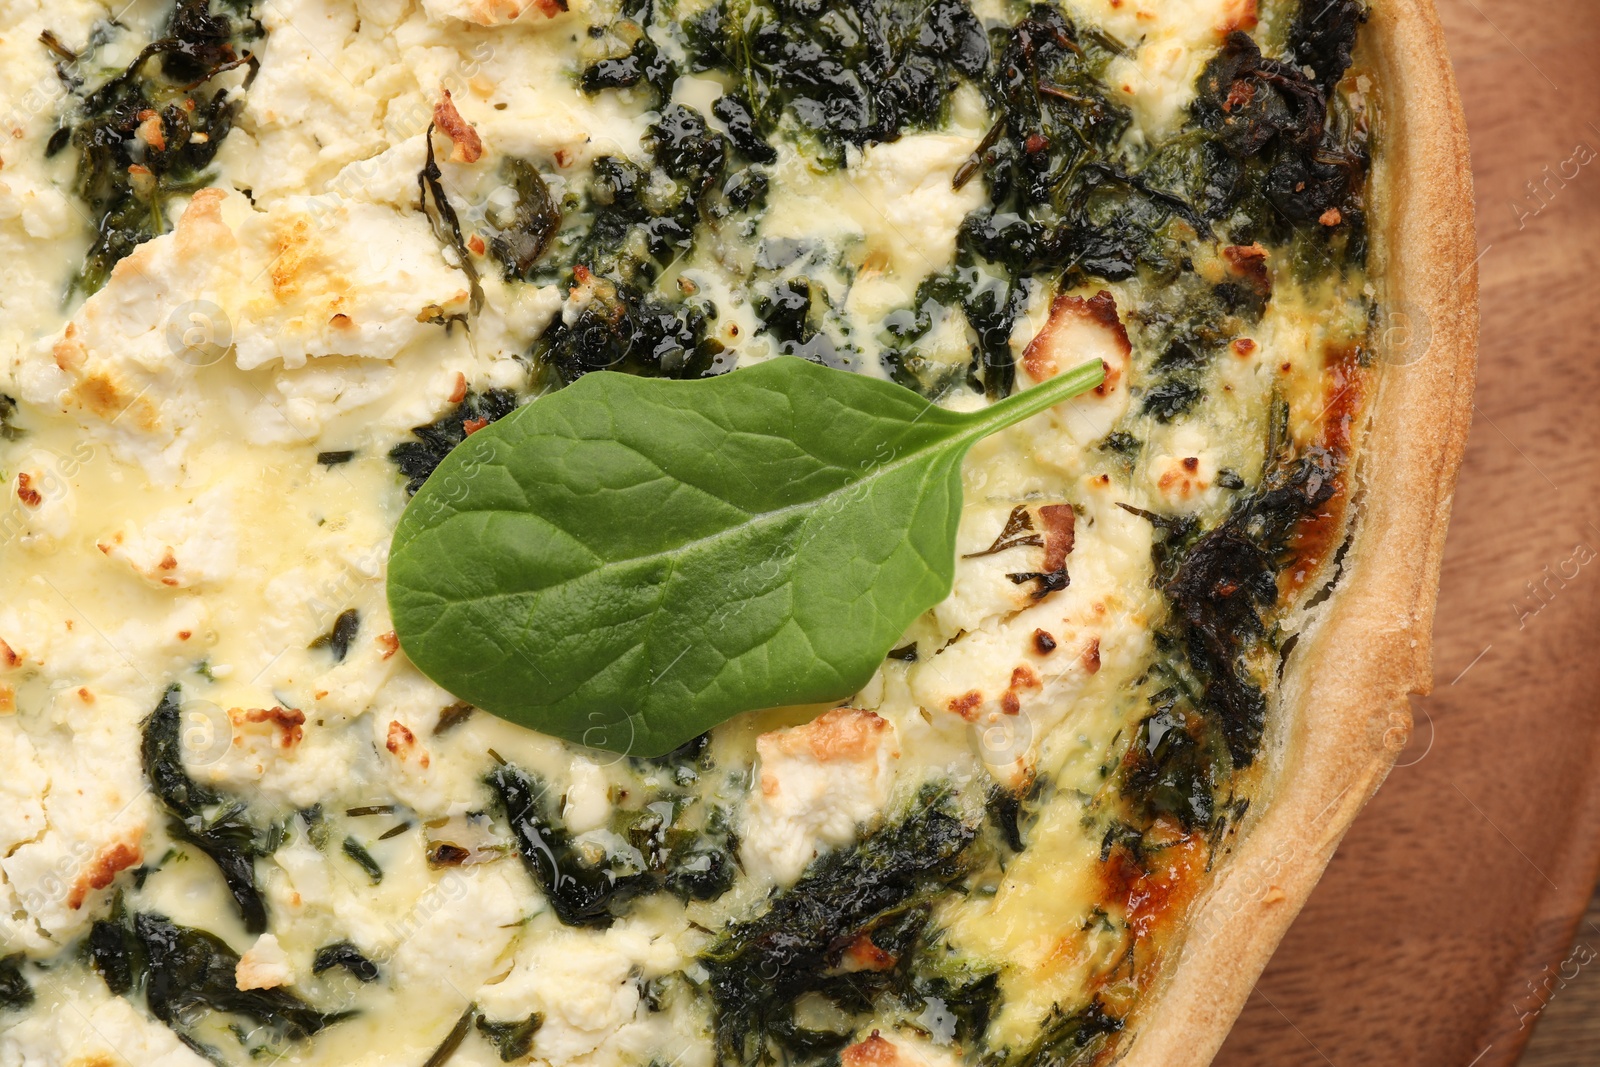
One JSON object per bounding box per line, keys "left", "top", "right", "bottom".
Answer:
{"left": 0, "top": 983, "right": 210, "bottom": 1065}
{"left": 848, "top": 134, "right": 989, "bottom": 277}
{"left": 0, "top": 688, "right": 153, "bottom": 945}
{"left": 562, "top": 757, "right": 611, "bottom": 834}
{"left": 392, "top": 864, "right": 528, "bottom": 993}
{"left": 742, "top": 708, "right": 900, "bottom": 884}
{"left": 476, "top": 921, "right": 682, "bottom": 1066}
{"left": 1066, "top": 0, "right": 1258, "bottom": 138}
{"left": 842, "top": 1031, "right": 964, "bottom": 1067}
{"left": 96, "top": 485, "right": 238, "bottom": 590}
{"left": 422, "top": 0, "right": 565, "bottom": 27}
{"left": 237, "top": 932, "right": 295, "bottom": 989}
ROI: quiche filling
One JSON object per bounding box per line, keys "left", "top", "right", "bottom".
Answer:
{"left": 0, "top": 0, "right": 1374, "bottom": 1062}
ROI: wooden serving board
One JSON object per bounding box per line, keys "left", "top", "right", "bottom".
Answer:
{"left": 1216, "top": 1, "right": 1600, "bottom": 1064}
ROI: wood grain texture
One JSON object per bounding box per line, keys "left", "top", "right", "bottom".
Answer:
{"left": 1520, "top": 884, "right": 1600, "bottom": 1065}
{"left": 1214, "top": 2, "right": 1600, "bottom": 1065}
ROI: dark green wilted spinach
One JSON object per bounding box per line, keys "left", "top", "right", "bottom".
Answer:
{"left": 61, "top": 0, "right": 259, "bottom": 293}
{"left": 89, "top": 911, "right": 351, "bottom": 1056}
{"left": 141, "top": 685, "right": 277, "bottom": 932}
{"left": 701, "top": 788, "right": 982, "bottom": 1064}
{"left": 488, "top": 762, "right": 732, "bottom": 927}
{"left": 0, "top": 955, "right": 33, "bottom": 1013}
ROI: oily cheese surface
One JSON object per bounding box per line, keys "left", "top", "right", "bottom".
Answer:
{"left": 0, "top": 0, "right": 1387, "bottom": 1064}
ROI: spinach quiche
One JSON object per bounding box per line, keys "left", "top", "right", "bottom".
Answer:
{"left": 0, "top": 0, "right": 1474, "bottom": 1062}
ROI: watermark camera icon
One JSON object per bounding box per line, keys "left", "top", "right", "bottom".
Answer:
{"left": 1374, "top": 301, "right": 1432, "bottom": 367}
{"left": 166, "top": 300, "right": 233, "bottom": 367}
{"left": 179, "top": 699, "right": 234, "bottom": 767}
{"left": 969, "top": 710, "right": 1033, "bottom": 768}
{"left": 581, "top": 710, "right": 637, "bottom": 768}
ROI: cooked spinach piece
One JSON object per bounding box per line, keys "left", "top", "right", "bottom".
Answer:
{"left": 312, "top": 941, "right": 380, "bottom": 982}
{"left": 142, "top": 912, "right": 351, "bottom": 1045}
{"left": 1163, "top": 443, "right": 1338, "bottom": 767}
{"left": 580, "top": 0, "right": 673, "bottom": 101}
{"left": 141, "top": 685, "right": 275, "bottom": 933}
{"left": 388, "top": 388, "right": 518, "bottom": 495}
{"left": 0, "top": 955, "right": 33, "bottom": 1013}
{"left": 722, "top": 167, "right": 769, "bottom": 212}
{"left": 434, "top": 701, "right": 475, "bottom": 734}
{"left": 986, "top": 785, "right": 1025, "bottom": 852}
{"left": 1140, "top": 379, "right": 1202, "bottom": 423}
{"left": 681, "top": 0, "right": 987, "bottom": 162}
{"left": 418, "top": 121, "right": 484, "bottom": 311}
{"left": 299, "top": 804, "right": 333, "bottom": 849}
{"left": 345, "top": 804, "right": 394, "bottom": 817}
{"left": 45, "top": 124, "right": 72, "bottom": 155}
{"left": 0, "top": 395, "right": 22, "bottom": 440}
{"left": 539, "top": 271, "right": 728, "bottom": 385}
{"left": 999, "top": 999, "right": 1124, "bottom": 1067}
{"left": 92, "top": 911, "right": 350, "bottom": 1053}
{"left": 1122, "top": 685, "right": 1224, "bottom": 830}
{"left": 553, "top": 106, "right": 726, "bottom": 290}
{"left": 341, "top": 836, "right": 384, "bottom": 884}
{"left": 633, "top": 730, "right": 711, "bottom": 777}
{"left": 90, "top": 916, "right": 138, "bottom": 996}
{"left": 487, "top": 157, "right": 561, "bottom": 279}
{"left": 476, "top": 1012, "right": 544, "bottom": 1061}
{"left": 310, "top": 607, "right": 359, "bottom": 662}
{"left": 649, "top": 103, "right": 724, "bottom": 216}
{"left": 881, "top": 267, "right": 1022, "bottom": 401}
{"left": 711, "top": 93, "right": 777, "bottom": 164}
{"left": 315, "top": 450, "right": 355, "bottom": 466}
{"left": 64, "top": 0, "right": 259, "bottom": 294}
{"left": 1121, "top": 257, "right": 1269, "bottom": 422}
{"left": 953, "top": 5, "right": 1207, "bottom": 285}
{"left": 423, "top": 1006, "right": 478, "bottom": 1067}
{"left": 747, "top": 276, "right": 857, "bottom": 370}
{"left": 753, "top": 277, "right": 812, "bottom": 346}
{"left": 623, "top": 800, "right": 739, "bottom": 904}
{"left": 1099, "top": 430, "right": 1139, "bottom": 454}
{"left": 510, "top": 99, "right": 765, "bottom": 388}
{"left": 875, "top": 1, "right": 1363, "bottom": 395}
{"left": 582, "top": 34, "right": 672, "bottom": 97}
{"left": 489, "top": 763, "right": 655, "bottom": 927}
{"left": 701, "top": 790, "right": 979, "bottom": 1065}
{"left": 663, "top": 843, "right": 737, "bottom": 901}
{"left": 978, "top": 7, "right": 1127, "bottom": 204}
{"left": 1122, "top": 404, "right": 1341, "bottom": 828}
{"left": 489, "top": 762, "right": 734, "bottom": 928}
{"left": 1190, "top": 5, "right": 1371, "bottom": 270}
{"left": 965, "top": 277, "right": 1027, "bottom": 400}
{"left": 914, "top": 966, "right": 1001, "bottom": 1046}
{"left": 1289, "top": 0, "right": 1365, "bottom": 94}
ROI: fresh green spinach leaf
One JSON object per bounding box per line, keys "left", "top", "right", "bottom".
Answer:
{"left": 388, "top": 356, "right": 1101, "bottom": 756}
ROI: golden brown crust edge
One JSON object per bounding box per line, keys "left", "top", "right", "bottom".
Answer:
{"left": 1115, "top": 1, "right": 1479, "bottom": 1062}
